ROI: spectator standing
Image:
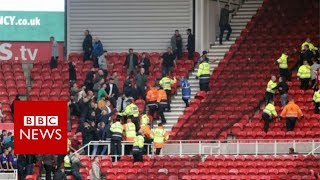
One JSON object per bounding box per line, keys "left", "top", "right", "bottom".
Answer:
{"left": 139, "top": 114, "right": 152, "bottom": 154}
{"left": 110, "top": 118, "right": 123, "bottom": 161}
{"left": 297, "top": 60, "right": 311, "bottom": 90}
{"left": 0, "top": 148, "right": 9, "bottom": 169}
{"left": 82, "top": 122, "right": 96, "bottom": 154}
{"left": 69, "top": 62, "right": 77, "bottom": 84}
{"left": 300, "top": 44, "right": 314, "bottom": 65}
{"left": 136, "top": 68, "right": 147, "bottom": 100}
{"left": 186, "top": 29, "right": 195, "bottom": 60}
{"left": 124, "top": 48, "right": 138, "bottom": 75}
{"left": 71, "top": 135, "right": 81, "bottom": 152}
{"left": 91, "top": 156, "right": 101, "bottom": 180}
{"left": 159, "top": 75, "right": 176, "bottom": 112}
{"left": 171, "top": 30, "right": 183, "bottom": 59}
{"left": 39, "top": 155, "right": 56, "bottom": 180}
{"left": 10, "top": 95, "right": 20, "bottom": 115}
{"left": 265, "top": 75, "right": 277, "bottom": 104}
{"left": 275, "top": 77, "right": 289, "bottom": 106}
{"left": 280, "top": 99, "right": 303, "bottom": 131}
{"left": 197, "top": 51, "right": 209, "bottom": 66}
{"left": 93, "top": 79, "right": 105, "bottom": 98}
{"left": 50, "top": 36, "right": 59, "bottom": 69}
{"left": 4, "top": 132, "right": 12, "bottom": 145}
{"left": 197, "top": 55, "right": 210, "bottom": 91}
{"left": 276, "top": 52, "right": 290, "bottom": 81}
{"left": 0, "top": 130, "right": 6, "bottom": 145}
{"left": 17, "top": 154, "right": 26, "bottom": 180}
{"left": 105, "top": 78, "right": 119, "bottom": 107}
{"left": 180, "top": 77, "right": 191, "bottom": 107}
{"left": 8, "top": 149, "right": 17, "bottom": 169}
{"left": 151, "top": 123, "right": 169, "bottom": 155}
{"left": 98, "top": 50, "right": 108, "bottom": 76}
{"left": 71, "top": 153, "right": 87, "bottom": 180}
{"left": 53, "top": 169, "right": 67, "bottom": 180}
{"left": 219, "top": 4, "right": 235, "bottom": 45}
{"left": 139, "top": 53, "right": 151, "bottom": 75}
{"left": 124, "top": 82, "right": 138, "bottom": 100}
{"left": 313, "top": 89, "right": 320, "bottom": 114}
{"left": 63, "top": 151, "right": 73, "bottom": 176}
{"left": 84, "top": 68, "right": 95, "bottom": 91}
{"left": 97, "top": 84, "right": 107, "bottom": 102}
{"left": 82, "top": 30, "right": 93, "bottom": 61}
{"left": 25, "top": 155, "right": 36, "bottom": 176}
{"left": 92, "top": 37, "right": 104, "bottom": 68}
{"left": 311, "top": 59, "right": 320, "bottom": 89}
{"left": 161, "top": 47, "right": 176, "bottom": 76}
{"left": 132, "top": 132, "right": 144, "bottom": 162}
{"left": 111, "top": 72, "right": 119, "bottom": 87}
{"left": 262, "top": 100, "right": 278, "bottom": 132}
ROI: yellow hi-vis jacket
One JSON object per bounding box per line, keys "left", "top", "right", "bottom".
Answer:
{"left": 151, "top": 127, "right": 169, "bottom": 148}
{"left": 277, "top": 53, "right": 288, "bottom": 69}
{"left": 301, "top": 41, "right": 317, "bottom": 51}
{"left": 197, "top": 61, "right": 210, "bottom": 77}
{"left": 133, "top": 135, "right": 144, "bottom": 148}
{"left": 123, "top": 122, "right": 136, "bottom": 141}
{"left": 118, "top": 103, "right": 139, "bottom": 118}
{"left": 110, "top": 121, "right": 123, "bottom": 140}
{"left": 263, "top": 103, "right": 277, "bottom": 117}
{"left": 266, "top": 80, "right": 277, "bottom": 94}
{"left": 159, "top": 77, "right": 176, "bottom": 90}
{"left": 297, "top": 65, "right": 311, "bottom": 79}
{"left": 64, "top": 155, "right": 71, "bottom": 169}
{"left": 313, "top": 90, "right": 320, "bottom": 103}
{"left": 140, "top": 114, "right": 150, "bottom": 125}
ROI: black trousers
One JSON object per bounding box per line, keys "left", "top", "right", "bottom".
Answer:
{"left": 300, "top": 78, "right": 310, "bottom": 90}
{"left": 155, "top": 148, "right": 162, "bottom": 155}
{"left": 182, "top": 98, "right": 189, "bottom": 107}
{"left": 83, "top": 50, "right": 92, "bottom": 61}
{"left": 137, "top": 86, "right": 146, "bottom": 100}
{"left": 110, "top": 139, "right": 122, "bottom": 156}
{"left": 175, "top": 48, "right": 182, "bottom": 59}
{"left": 148, "top": 104, "right": 157, "bottom": 119}
{"left": 188, "top": 48, "right": 194, "bottom": 60}
{"left": 279, "top": 68, "right": 290, "bottom": 81}
{"left": 165, "top": 90, "right": 172, "bottom": 111}
{"left": 286, "top": 117, "right": 297, "bottom": 131}
{"left": 133, "top": 150, "right": 143, "bottom": 162}
{"left": 262, "top": 113, "right": 271, "bottom": 132}
{"left": 158, "top": 105, "right": 166, "bottom": 123}
{"left": 311, "top": 79, "right": 317, "bottom": 90}
{"left": 44, "top": 164, "right": 53, "bottom": 180}
{"left": 125, "top": 145, "right": 133, "bottom": 155}
{"left": 56, "top": 155, "right": 65, "bottom": 170}
{"left": 265, "top": 92, "right": 274, "bottom": 104}
{"left": 219, "top": 23, "right": 232, "bottom": 44}
{"left": 315, "top": 102, "right": 320, "bottom": 114}
{"left": 200, "top": 82, "right": 209, "bottom": 92}
{"left": 132, "top": 117, "right": 140, "bottom": 132}
{"left": 93, "top": 55, "right": 99, "bottom": 68}
{"left": 50, "top": 56, "right": 58, "bottom": 69}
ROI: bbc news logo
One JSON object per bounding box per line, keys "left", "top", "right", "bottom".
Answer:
{"left": 14, "top": 101, "right": 68, "bottom": 154}
{"left": 20, "top": 116, "right": 62, "bottom": 140}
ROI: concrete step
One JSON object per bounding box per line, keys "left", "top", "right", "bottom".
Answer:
{"left": 241, "top": 4, "right": 262, "bottom": 8}
{"left": 230, "top": 22, "right": 247, "bottom": 26}
{"left": 231, "top": 18, "right": 251, "bottom": 23}
{"left": 210, "top": 44, "right": 231, "bottom": 49}
{"left": 238, "top": 7, "right": 258, "bottom": 12}
{"left": 236, "top": 11, "right": 257, "bottom": 16}
{"left": 230, "top": 26, "right": 246, "bottom": 30}
{"left": 214, "top": 40, "right": 235, "bottom": 45}
{"left": 211, "top": 48, "right": 233, "bottom": 53}
{"left": 233, "top": 15, "right": 253, "bottom": 19}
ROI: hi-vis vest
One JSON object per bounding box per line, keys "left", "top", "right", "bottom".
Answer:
{"left": 140, "top": 114, "right": 150, "bottom": 125}
{"left": 197, "top": 62, "right": 210, "bottom": 83}
{"left": 124, "top": 122, "right": 136, "bottom": 141}
{"left": 266, "top": 80, "right": 277, "bottom": 94}
{"left": 133, "top": 135, "right": 144, "bottom": 149}
{"left": 263, "top": 103, "right": 277, "bottom": 117}
{"left": 297, "top": 65, "right": 311, "bottom": 79}
{"left": 110, "top": 121, "right": 123, "bottom": 140}
{"left": 159, "top": 77, "right": 176, "bottom": 90}
{"left": 119, "top": 103, "right": 139, "bottom": 117}
{"left": 64, "top": 155, "right": 71, "bottom": 169}
{"left": 151, "top": 127, "right": 169, "bottom": 148}
{"left": 277, "top": 53, "right": 288, "bottom": 69}
{"left": 313, "top": 90, "right": 320, "bottom": 103}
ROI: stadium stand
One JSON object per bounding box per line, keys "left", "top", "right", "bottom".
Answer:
{"left": 171, "top": 0, "right": 319, "bottom": 140}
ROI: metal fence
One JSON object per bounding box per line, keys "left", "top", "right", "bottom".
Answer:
{"left": 0, "top": 170, "right": 18, "bottom": 180}
{"left": 76, "top": 139, "right": 320, "bottom": 156}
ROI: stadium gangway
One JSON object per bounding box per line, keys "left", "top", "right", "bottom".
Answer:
{"left": 0, "top": 169, "right": 18, "bottom": 180}
{"left": 76, "top": 139, "right": 320, "bottom": 157}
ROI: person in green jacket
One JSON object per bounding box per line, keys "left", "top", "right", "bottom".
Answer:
{"left": 97, "top": 83, "right": 107, "bottom": 101}
{"left": 132, "top": 132, "right": 145, "bottom": 162}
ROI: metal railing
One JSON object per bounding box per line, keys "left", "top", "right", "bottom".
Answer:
{"left": 0, "top": 170, "right": 18, "bottom": 180}
{"left": 75, "top": 139, "right": 320, "bottom": 157}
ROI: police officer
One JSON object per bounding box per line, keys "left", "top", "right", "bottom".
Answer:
{"left": 132, "top": 132, "right": 144, "bottom": 162}
{"left": 313, "top": 89, "right": 320, "bottom": 114}
{"left": 262, "top": 100, "right": 278, "bottom": 132}
{"left": 110, "top": 118, "right": 123, "bottom": 161}
{"left": 276, "top": 51, "right": 290, "bottom": 81}
{"left": 118, "top": 99, "right": 140, "bottom": 132}
{"left": 159, "top": 75, "right": 176, "bottom": 112}
{"left": 265, "top": 75, "right": 277, "bottom": 104}
{"left": 196, "top": 52, "right": 210, "bottom": 91}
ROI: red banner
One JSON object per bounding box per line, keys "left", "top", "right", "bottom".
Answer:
{"left": 0, "top": 42, "right": 64, "bottom": 61}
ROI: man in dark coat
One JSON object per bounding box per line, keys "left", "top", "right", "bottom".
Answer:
{"left": 186, "top": 29, "right": 195, "bottom": 60}
{"left": 82, "top": 30, "right": 93, "bottom": 61}
{"left": 161, "top": 47, "right": 176, "bottom": 76}
{"left": 219, "top": 4, "right": 235, "bottom": 45}
{"left": 105, "top": 78, "right": 119, "bottom": 107}
{"left": 10, "top": 95, "right": 20, "bottom": 115}
{"left": 124, "top": 48, "right": 138, "bottom": 75}
{"left": 84, "top": 68, "right": 95, "bottom": 91}
{"left": 171, "top": 30, "right": 183, "bottom": 59}
{"left": 139, "top": 52, "right": 151, "bottom": 75}
{"left": 136, "top": 68, "right": 147, "bottom": 100}
{"left": 69, "top": 62, "right": 77, "bottom": 84}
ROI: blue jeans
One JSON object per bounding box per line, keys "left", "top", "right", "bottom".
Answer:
{"left": 92, "top": 145, "right": 99, "bottom": 156}
{"left": 100, "top": 145, "right": 109, "bottom": 155}
{"left": 72, "top": 170, "right": 82, "bottom": 180}
{"left": 280, "top": 93, "right": 288, "bottom": 106}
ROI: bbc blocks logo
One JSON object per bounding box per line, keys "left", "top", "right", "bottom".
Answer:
{"left": 14, "top": 101, "right": 68, "bottom": 154}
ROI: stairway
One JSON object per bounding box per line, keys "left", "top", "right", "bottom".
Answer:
{"left": 161, "top": 0, "right": 264, "bottom": 132}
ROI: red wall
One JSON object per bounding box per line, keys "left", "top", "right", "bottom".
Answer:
{"left": 0, "top": 42, "right": 64, "bottom": 61}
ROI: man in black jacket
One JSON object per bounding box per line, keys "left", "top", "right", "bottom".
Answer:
{"left": 219, "top": 4, "right": 235, "bottom": 45}
{"left": 186, "top": 29, "right": 195, "bottom": 60}
{"left": 161, "top": 47, "right": 176, "bottom": 76}
{"left": 275, "top": 77, "right": 289, "bottom": 106}
{"left": 82, "top": 30, "right": 92, "bottom": 61}
{"left": 105, "top": 78, "right": 119, "bottom": 107}
{"left": 124, "top": 48, "right": 138, "bottom": 75}
{"left": 139, "top": 53, "right": 151, "bottom": 75}
{"left": 69, "top": 62, "right": 77, "bottom": 85}
{"left": 82, "top": 121, "right": 96, "bottom": 155}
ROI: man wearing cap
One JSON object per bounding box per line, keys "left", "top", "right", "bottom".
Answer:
{"left": 219, "top": 4, "right": 235, "bottom": 45}
{"left": 118, "top": 99, "right": 140, "bottom": 131}
{"left": 197, "top": 51, "right": 209, "bottom": 67}
{"left": 196, "top": 53, "right": 211, "bottom": 91}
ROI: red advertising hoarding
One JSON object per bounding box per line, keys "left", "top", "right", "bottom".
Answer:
{"left": 0, "top": 42, "right": 64, "bottom": 61}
